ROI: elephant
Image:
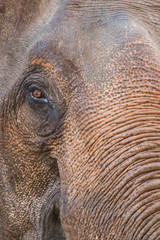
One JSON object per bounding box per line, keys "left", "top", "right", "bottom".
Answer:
{"left": 1, "top": 0, "right": 160, "bottom": 239}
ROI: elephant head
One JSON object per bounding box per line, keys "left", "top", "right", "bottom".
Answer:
{"left": 1, "top": 0, "right": 160, "bottom": 239}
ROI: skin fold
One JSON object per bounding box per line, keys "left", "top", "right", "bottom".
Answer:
{"left": 0, "top": 0, "right": 160, "bottom": 239}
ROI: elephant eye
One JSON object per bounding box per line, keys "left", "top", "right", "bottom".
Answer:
{"left": 28, "top": 85, "right": 48, "bottom": 103}
{"left": 32, "top": 89, "right": 43, "bottom": 98}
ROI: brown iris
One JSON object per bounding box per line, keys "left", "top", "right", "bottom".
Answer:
{"left": 32, "top": 89, "right": 42, "bottom": 98}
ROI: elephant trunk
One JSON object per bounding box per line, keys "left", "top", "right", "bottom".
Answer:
{"left": 59, "top": 87, "right": 160, "bottom": 239}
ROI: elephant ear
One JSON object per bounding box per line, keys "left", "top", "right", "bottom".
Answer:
{"left": 0, "top": 0, "right": 42, "bottom": 100}
{"left": 0, "top": 0, "right": 61, "bottom": 46}
{"left": 0, "top": 0, "right": 41, "bottom": 48}
{"left": 0, "top": 0, "right": 60, "bottom": 101}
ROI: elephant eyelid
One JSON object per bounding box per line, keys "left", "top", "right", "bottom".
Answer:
{"left": 30, "top": 92, "right": 48, "bottom": 103}
{"left": 27, "top": 85, "right": 48, "bottom": 104}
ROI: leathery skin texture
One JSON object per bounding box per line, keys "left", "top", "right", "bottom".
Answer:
{"left": 1, "top": 0, "right": 160, "bottom": 239}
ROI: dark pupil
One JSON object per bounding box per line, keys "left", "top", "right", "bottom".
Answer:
{"left": 32, "top": 89, "right": 42, "bottom": 98}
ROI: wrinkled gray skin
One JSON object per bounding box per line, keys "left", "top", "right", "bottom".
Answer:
{"left": 1, "top": 0, "right": 160, "bottom": 239}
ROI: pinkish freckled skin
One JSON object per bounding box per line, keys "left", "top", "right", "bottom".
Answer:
{"left": 1, "top": 1, "right": 160, "bottom": 240}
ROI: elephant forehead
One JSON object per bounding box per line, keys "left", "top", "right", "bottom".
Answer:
{"left": 28, "top": 11, "right": 159, "bottom": 90}
{"left": 52, "top": 10, "right": 160, "bottom": 91}
{"left": 1, "top": 0, "right": 159, "bottom": 102}
{"left": 66, "top": 0, "right": 160, "bottom": 23}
